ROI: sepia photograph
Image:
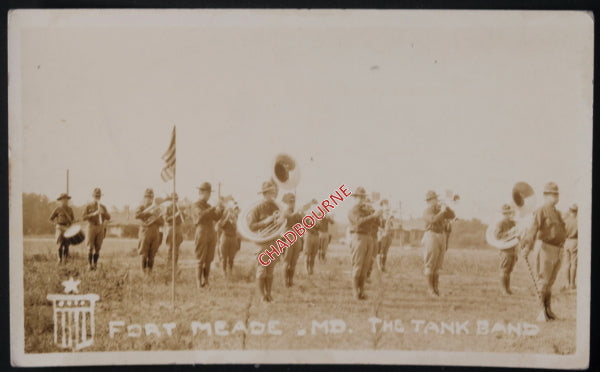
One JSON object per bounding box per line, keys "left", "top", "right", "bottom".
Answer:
{"left": 8, "top": 9, "right": 593, "bottom": 367}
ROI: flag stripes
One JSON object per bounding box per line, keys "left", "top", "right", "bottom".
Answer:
{"left": 161, "top": 127, "right": 176, "bottom": 182}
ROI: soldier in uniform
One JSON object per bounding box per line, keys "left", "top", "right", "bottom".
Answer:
{"left": 216, "top": 201, "right": 240, "bottom": 275}
{"left": 193, "top": 182, "right": 223, "bottom": 288}
{"left": 282, "top": 193, "right": 303, "bottom": 287}
{"left": 164, "top": 192, "right": 186, "bottom": 270}
{"left": 347, "top": 186, "right": 382, "bottom": 300}
{"left": 376, "top": 199, "right": 394, "bottom": 273}
{"left": 304, "top": 208, "right": 321, "bottom": 275}
{"left": 82, "top": 188, "right": 111, "bottom": 271}
{"left": 494, "top": 204, "right": 518, "bottom": 295}
{"left": 49, "top": 193, "right": 75, "bottom": 264}
{"left": 365, "top": 198, "right": 383, "bottom": 281}
{"left": 522, "top": 182, "right": 567, "bottom": 321}
{"left": 564, "top": 203, "right": 578, "bottom": 290}
{"left": 317, "top": 215, "right": 334, "bottom": 263}
{"left": 135, "top": 188, "right": 164, "bottom": 273}
{"left": 248, "top": 180, "right": 282, "bottom": 302}
{"left": 422, "top": 190, "right": 455, "bottom": 297}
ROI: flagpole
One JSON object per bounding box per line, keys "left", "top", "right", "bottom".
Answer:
{"left": 171, "top": 126, "right": 176, "bottom": 309}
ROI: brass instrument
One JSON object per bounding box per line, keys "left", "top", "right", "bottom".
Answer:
{"left": 237, "top": 153, "right": 301, "bottom": 243}
{"left": 485, "top": 182, "right": 536, "bottom": 250}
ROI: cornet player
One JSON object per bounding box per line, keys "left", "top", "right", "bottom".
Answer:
{"left": 376, "top": 199, "right": 394, "bottom": 273}
{"left": 248, "top": 180, "right": 282, "bottom": 302}
{"left": 422, "top": 190, "right": 455, "bottom": 297}
{"left": 522, "top": 182, "right": 567, "bottom": 321}
{"left": 193, "top": 182, "right": 223, "bottom": 288}
{"left": 135, "top": 188, "right": 164, "bottom": 273}
{"left": 493, "top": 204, "right": 518, "bottom": 295}
{"left": 216, "top": 200, "right": 240, "bottom": 275}
{"left": 348, "top": 186, "right": 382, "bottom": 300}
{"left": 82, "top": 188, "right": 111, "bottom": 271}
{"left": 164, "top": 192, "right": 186, "bottom": 270}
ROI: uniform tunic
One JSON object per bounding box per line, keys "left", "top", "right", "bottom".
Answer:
{"left": 82, "top": 202, "right": 111, "bottom": 254}
{"left": 248, "top": 199, "right": 280, "bottom": 279}
{"left": 193, "top": 200, "right": 223, "bottom": 270}
{"left": 135, "top": 204, "right": 164, "bottom": 262}
{"left": 494, "top": 218, "right": 517, "bottom": 275}
{"left": 49, "top": 206, "right": 75, "bottom": 244}
{"left": 422, "top": 204, "right": 455, "bottom": 275}
{"left": 524, "top": 203, "right": 567, "bottom": 292}
{"left": 348, "top": 203, "right": 379, "bottom": 288}
{"left": 164, "top": 204, "right": 185, "bottom": 264}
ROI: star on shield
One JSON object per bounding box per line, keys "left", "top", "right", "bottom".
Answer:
{"left": 62, "top": 277, "right": 80, "bottom": 294}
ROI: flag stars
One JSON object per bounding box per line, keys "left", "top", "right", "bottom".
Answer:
{"left": 62, "top": 277, "right": 81, "bottom": 294}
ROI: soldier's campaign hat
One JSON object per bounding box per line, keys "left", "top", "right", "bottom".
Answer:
{"left": 171, "top": 192, "right": 179, "bottom": 200}
{"left": 144, "top": 188, "right": 154, "bottom": 198}
{"left": 92, "top": 188, "right": 103, "bottom": 197}
{"left": 352, "top": 186, "right": 367, "bottom": 197}
{"left": 569, "top": 203, "right": 578, "bottom": 212}
{"left": 425, "top": 190, "right": 438, "bottom": 201}
{"left": 197, "top": 182, "right": 212, "bottom": 192}
{"left": 258, "top": 180, "right": 277, "bottom": 194}
{"left": 501, "top": 204, "right": 514, "bottom": 214}
{"left": 543, "top": 182, "right": 559, "bottom": 195}
{"left": 57, "top": 193, "right": 71, "bottom": 201}
{"left": 282, "top": 193, "right": 296, "bottom": 203}
{"left": 380, "top": 198, "right": 390, "bottom": 206}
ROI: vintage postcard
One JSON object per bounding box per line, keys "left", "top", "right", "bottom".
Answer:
{"left": 8, "top": 10, "right": 592, "bottom": 367}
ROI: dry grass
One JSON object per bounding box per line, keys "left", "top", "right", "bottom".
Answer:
{"left": 23, "top": 238, "right": 576, "bottom": 354}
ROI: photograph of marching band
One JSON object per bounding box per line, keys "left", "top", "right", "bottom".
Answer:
{"left": 8, "top": 10, "right": 592, "bottom": 368}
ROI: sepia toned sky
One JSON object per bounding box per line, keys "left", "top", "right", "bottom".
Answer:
{"left": 12, "top": 10, "right": 593, "bottom": 222}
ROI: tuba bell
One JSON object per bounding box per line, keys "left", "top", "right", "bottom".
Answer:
{"left": 237, "top": 153, "right": 301, "bottom": 243}
{"left": 485, "top": 181, "right": 536, "bottom": 250}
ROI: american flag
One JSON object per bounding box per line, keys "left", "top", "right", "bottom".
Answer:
{"left": 161, "top": 126, "right": 176, "bottom": 182}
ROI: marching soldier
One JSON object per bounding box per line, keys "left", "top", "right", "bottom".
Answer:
{"left": 422, "top": 190, "right": 455, "bottom": 297}
{"left": 248, "top": 180, "right": 281, "bottom": 302}
{"left": 82, "top": 188, "right": 111, "bottom": 270}
{"left": 282, "top": 193, "right": 304, "bottom": 287}
{"left": 135, "top": 188, "right": 164, "bottom": 273}
{"left": 216, "top": 201, "right": 240, "bottom": 275}
{"left": 164, "top": 192, "right": 186, "bottom": 270}
{"left": 193, "top": 182, "right": 223, "bottom": 288}
{"left": 376, "top": 199, "right": 394, "bottom": 273}
{"left": 49, "top": 193, "right": 75, "bottom": 264}
{"left": 564, "top": 203, "right": 578, "bottom": 290}
{"left": 366, "top": 198, "right": 382, "bottom": 281}
{"left": 522, "top": 182, "right": 567, "bottom": 321}
{"left": 317, "top": 215, "right": 334, "bottom": 263}
{"left": 494, "top": 204, "right": 518, "bottom": 295}
{"left": 304, "top": 209, "right": 321, "bottom": 275}
{"left": 347, "top": 186, "right": 382, "bottom": 300}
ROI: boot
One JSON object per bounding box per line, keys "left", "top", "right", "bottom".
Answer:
{"left": 265, "top": 277, "right": 274, "bottom": 302}
{"left": 545, "top": 292, "right": 558, "bottom": 320}
{"left": 433, "top": 273, "right": 440, "bottom": 296}
{"left": 284, "top": 269, "right": 291, "bottom": 288}
{"left": 570, "top": 269, "right": 577, "bottom": 290}
{"left": 203, "top": 266, "right": 210, "bottom": 286}
{"left": 501, "top": 274, "right": 512, "bottom": 295}
{"left": 196, "top": 265, "right": 204, "bottom": 288}
{"left": 93, "top": 253, "right": 99, "bottom": 270}
{"left": 88, "top": 253, "right": 94, "bottom": 270}
{"left": 426, "top": 274, "right": 438, "bottom": 297}
{"left": 257, "top": 278, "right": 268, "bottom": 302}
{"left": 536, "top": 292, "right": 552, "bottom": 322}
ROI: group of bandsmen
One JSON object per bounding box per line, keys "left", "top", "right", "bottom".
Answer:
{"left": 49, "top": 181, "right": 578, "bottom": 321}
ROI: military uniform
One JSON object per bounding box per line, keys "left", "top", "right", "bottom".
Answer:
{"left": 365, "top": 212, "right": 381, "bottom": 279}
{"left": 523, "top": 182, "right": 566, "bottom": 321}
{"left": 304, "top": 219, "right": 320, "bottom": 275}
{"left": 82, "top": 188, "right": 111, "bottom": 270}
{"left": 494, "top": 204, "right": 518, "bottom": 294}
{"left": 348, "top": 187, "right": 380, "bottom": 299}
{"left": 249, "top": 181, "right": 280, "bottom": 302}
{"left": 193, "top": 189, "right": 223, "bottom": 287}
{"left": 564, "top": 204, "right": 578, "bottom": 290}
{"left": 164, "top": 195, "right": 186, "bottom": 269}
{"left": 217, "top": 208, "right": 240, "bottom": 274}
{"left": 49, "top": 193, "right": 75, "bottom": 263}
{"left": 376, "top": 215, "right": 394, "bottom": 272}
{"left": 317, "top": 216, "right": 334, "bottom": 263}
{"left": 422, "top": 191, "right": 455, "bottom": 296}
{"left": 135, "top": 189, "right": 164, "bottom": 273}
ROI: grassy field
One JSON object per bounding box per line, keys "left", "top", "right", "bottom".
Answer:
{"left": 23, "top": 237, "right": 576, "bottom": 354}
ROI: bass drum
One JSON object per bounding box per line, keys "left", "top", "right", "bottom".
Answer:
{"left": 63, "top": 224, "right": 86, "bottom": 245}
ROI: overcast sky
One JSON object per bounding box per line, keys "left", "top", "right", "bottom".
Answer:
{"left": 12, "top": 10, "right": 593, "bottom": 222}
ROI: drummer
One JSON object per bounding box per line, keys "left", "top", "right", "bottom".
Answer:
{"left": 49, "top": 193, "right": 75, "bottom": 264}
{"left": 82, "top": 188, "right": 111, "bottom": 271}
